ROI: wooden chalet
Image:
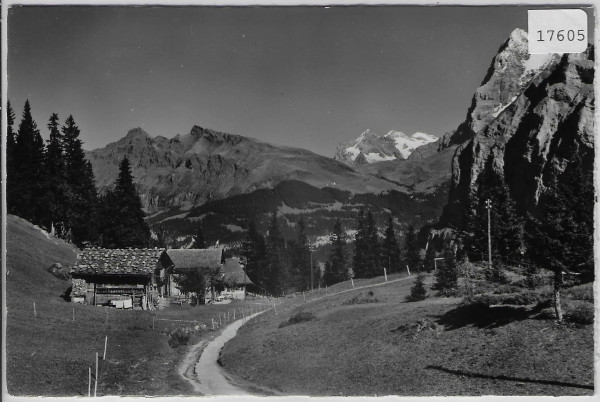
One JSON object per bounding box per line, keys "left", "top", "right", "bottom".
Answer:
{"left": 70, "top": 248, "right": 162, "bottom": 309}
{"left": 221, "top": 258, "right": 253, "bottom": 299}
{"left": 159, "top": 248, "right": 224, "bottom": 299}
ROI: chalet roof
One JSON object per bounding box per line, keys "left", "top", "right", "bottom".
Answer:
{"left": 71, "top": 248, "right": 162, "bottom": 276}
{"left": 163, "top": 248, "right": 223, "bottom": 270}
{"left": 222, "top": 258, "right": 253, "bottom": 285}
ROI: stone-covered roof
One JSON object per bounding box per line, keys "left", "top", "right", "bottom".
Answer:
{"left": 163, "top": 248, "right": 223, "bottom": 270}
{"left": 71, "top": 248, "right": 162, "bottom": 276}
{"left": 222, "top": 258, "right": 253, "bottom": 285}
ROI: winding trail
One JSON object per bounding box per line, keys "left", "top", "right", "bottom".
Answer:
{"left": 180, "top": 311, "right": 267, "bottom": 395}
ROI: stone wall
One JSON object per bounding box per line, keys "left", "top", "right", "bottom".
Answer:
{"left": 72, "top": 278, "right": 87, "bottom": 297}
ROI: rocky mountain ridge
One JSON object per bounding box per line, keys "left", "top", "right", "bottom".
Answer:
{"left": 440, "top": 47, "right": 594, "bottom": 228}
{"left": 87, "top": 126, "right": 411, "bottom": 212}
{"left": 438, "top": 28, "right": 557, "bottom": 151}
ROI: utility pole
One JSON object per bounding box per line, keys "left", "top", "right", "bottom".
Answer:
{"left": 310, "top": 247, "right": 313, "bottom": 291}
{"left": 486, "top": 198, "right": 492, "bottom": 270}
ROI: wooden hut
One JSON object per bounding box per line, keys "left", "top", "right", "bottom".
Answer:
{"left": 70, "top": 248, "right": 162, "bottom": 309}
{"left": 159, "top": 248, "right": 224, "bottom": 300}
{"left": 221, "top": 258, "right": 253, "bottom": 299}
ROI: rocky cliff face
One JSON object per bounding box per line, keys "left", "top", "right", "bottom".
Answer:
{"left": 87, "top": 126, "right": 405, "bottom": 212}
{"left": 439, "top": 28, "right": 558, "bottom": 150}
{"left": 441, "top": 48, "right": 594, "bottom": 227}
{"left": 334, "top": 129, "right": 437, "bottom": 165}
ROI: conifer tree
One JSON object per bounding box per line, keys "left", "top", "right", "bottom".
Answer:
{"left": 383, "top": 215, "right": 402, "bottom": 274}
{"left": 364, "top": 211, "right": 381, "bottom": 277}
{"left": 290, "top": 217, "right": 311, "bottom": 291}
{"left": 11, "top": 100, "right": 46, "bottom": 225}
{"left": 404, "top": 225, "right": 421, "bottom": 273}
{"left": 265, "top": 213, "right": 287, "bottom": 295}
{"left": 353, "top": 209, "right": 368, "bottom": 278}
{"left": 98, "top": 157, "right": 150, "bottom": 248}
{"left": 434, "top": 244, "right": 458, "bottom": 295}
{"left": 191, "top": 226, "right": 206, "bottom": 249}
{"left": 424, "top": 242, "right": 437, "bottom": 272}
{"left": 406, "top": 273, "right": 427, "bottom": 301}
{"left": 62, "top": 115, "right": 98, "bottom": 245}
{"left": 44, "top": 113, "right": 69, "bottom": 235}
{"left": 324, "top": 219, "right": 348, "bottom": 286}
{"left": 241, "top": 220, "right": 267, "bottom": 289}
{"left": 6, "top": 101, "right": 17, "bottom": 211}
{"left": 527, "top": 156, "right": 594, "bottom": 322}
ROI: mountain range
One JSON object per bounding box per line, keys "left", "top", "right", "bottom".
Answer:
{"left": 86, "top": 28, "right": 594, "bottom": 250}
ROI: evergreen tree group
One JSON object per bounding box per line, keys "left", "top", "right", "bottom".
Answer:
{"left": 324, "top": 219, "right": 349, "bottom": 286}
{"left": 6, "top": 100, "right": 149, "bottom": 248}
{"left": 353, "top": 210, "right": 382, "bottom": 278}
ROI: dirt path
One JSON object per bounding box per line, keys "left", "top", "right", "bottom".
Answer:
{"left": 179, "top": 311, "right": 268, "bottom": 396}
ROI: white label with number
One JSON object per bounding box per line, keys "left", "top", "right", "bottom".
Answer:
{"left": 528, "top": 9, "right": 588, "bottom": 54}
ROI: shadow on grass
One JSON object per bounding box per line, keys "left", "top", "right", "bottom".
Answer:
{"left": 436, "top": 303, "right": 543, "bottom": 330}
{"left": 426, "top": 365, "right": 594, "bottom": 391}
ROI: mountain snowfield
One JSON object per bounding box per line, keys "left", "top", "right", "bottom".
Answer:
{"left": 334, "top": 129, "right": 438, "bottom": 165}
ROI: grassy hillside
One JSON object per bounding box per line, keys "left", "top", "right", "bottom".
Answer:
{"left": 4, "top": 214, "right": 268, "bottom": 396}
{"left": 221, "top": 271, "right": 594, "bottom": 396}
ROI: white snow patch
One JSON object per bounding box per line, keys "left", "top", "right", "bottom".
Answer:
{"left": 224, "top": 224, "right": 245, "bottom": 232}
{"left": 364, "top": 152, "right": 396, "bottom": 163}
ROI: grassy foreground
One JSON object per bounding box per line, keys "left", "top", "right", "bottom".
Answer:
{"left": 221, "top": 273, "right": 594, "bottom": 396}
{"left": 4, "top": 214, "right": 267, "bottom": 397}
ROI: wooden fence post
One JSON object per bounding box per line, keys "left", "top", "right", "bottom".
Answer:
{"left": 88, "top": 366, "right": 91, "bottom": 397}
{"left": 103, "top": 336, "right": 108, "bottom": 360}
{"left": 94, "top": 352, "right": 98, "bottom": 397}
{"left": 33, "top": 302, "right": 37, "bottom": 318}
{"left": 351, "top": 278, "right": 354, "bottom": 288}
{"left": 384, "top": 268, "right": 388, "bottom": 282}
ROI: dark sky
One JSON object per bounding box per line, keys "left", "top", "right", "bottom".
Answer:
{"left": 8, "top": 6, "right": 535, "bottom": 155}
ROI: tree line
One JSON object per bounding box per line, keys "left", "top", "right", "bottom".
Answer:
{"left": 6, "top": 100, "right": 150, "bottom": 248}
{"left": 427, "top": 153, "right": 593, "bottom": 321}
{"left": 240, "top": 209, "right": 422, "bottom": 296}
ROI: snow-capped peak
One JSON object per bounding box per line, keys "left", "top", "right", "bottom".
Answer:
{"left": 334, "top": 129, "right": 438, "bottom": 164}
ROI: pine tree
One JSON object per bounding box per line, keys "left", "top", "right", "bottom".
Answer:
{"left": 352, "top": 209, "right": 368, "bottom": 278}
{"left": 404, "top": 225, "right": 421, "bottom": 274}
{"left": 527, "top": 156, "right": 594, "bottom": 322}
{"left": 364, "top": 211, "right": 381, "bottom": 277}
{"left": 264, "top": 213, "right": 287, "bottom": 295}
{"left": 434, "top": 244, "right": 458, "bottom": 296}
{"left": 6, "top": 101, "right": 18, "bottom": 212}
{"left": 290, "top": 217, "right": 311, "bottom": 291}
{"left": 324, "top": 219, "right": 348, "bottom": 286}
{"left": 11, "top": 100, "right": 47, "bottom": 225}
{"left": 383, "top": 215, "right": 402, "bottom": 274}
{"left": 62, "top": 115, "right": 98, "bottom": 245}
{"left": 44, "top": 113, "right": 69, "bottom": 236}
{"left": 98, "top": 157, "right": 150, "bottom": 248}
{"left": 406, "top": 273, "right": 427, "bottom": 301}
{"left": 191, "top": 226, "right": 206, "bottom": 248}
{"left": 241, "top": 221, "right": 267, "bottom": 290}
{"left": 423, "top": 242, "right": 437, "bottom": 272}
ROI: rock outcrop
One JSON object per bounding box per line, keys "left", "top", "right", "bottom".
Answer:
{"left": 441, "top": 47, "right": 594, "bottom": 227}
{"left": 439, "top": 28, "right": 558, "bottom": 150}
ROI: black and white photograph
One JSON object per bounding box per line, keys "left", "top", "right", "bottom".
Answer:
{"left": 2, "top": 1, "right": 596, "bottom": 398}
